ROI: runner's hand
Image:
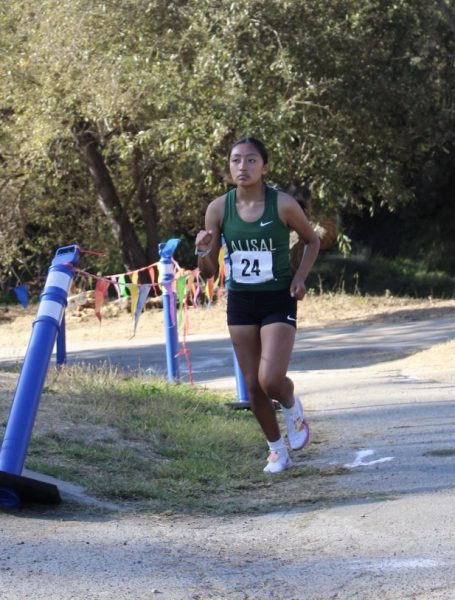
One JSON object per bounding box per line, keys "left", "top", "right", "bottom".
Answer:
{"left": 290, "top": 276, "right": 307, "bottom": 300}
{"left": 195, "top": 230, "right": 213, "bottom": 252}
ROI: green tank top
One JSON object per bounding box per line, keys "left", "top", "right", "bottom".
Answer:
{"left": 222, "top": 185, "right": 293, "bottom": 291}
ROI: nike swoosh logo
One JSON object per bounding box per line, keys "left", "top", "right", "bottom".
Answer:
{"left": 260, "top": 220, "right": 273, "bottom": 227}
{"left": 287, "top": 315, "right": 297, "bottom": 321}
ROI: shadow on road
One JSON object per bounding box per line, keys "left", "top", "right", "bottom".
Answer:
{"left": 336, "top": 304, "right": 455, "bottom": 326}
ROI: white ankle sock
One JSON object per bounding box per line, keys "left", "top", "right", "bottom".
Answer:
{"left": 267, "top": 437, "right": 287, "bottom": 453}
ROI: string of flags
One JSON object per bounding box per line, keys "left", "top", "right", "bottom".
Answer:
{"left": 10, "top": 249, "right": 227, "bottom": 337}
{"left": 8, "top": 247, "right": 229, "bottom": 385}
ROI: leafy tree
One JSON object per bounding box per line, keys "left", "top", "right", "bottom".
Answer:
{"left": 1, "top": 0, "right": 454, "bottom": 287}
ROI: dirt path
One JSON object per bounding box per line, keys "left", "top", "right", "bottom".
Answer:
{"left": 1, "top": 295, "right": 455, "bottom": 599}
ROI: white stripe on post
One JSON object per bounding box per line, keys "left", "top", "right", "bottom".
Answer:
{"left": 45, "top": 271, "right": 72, "bottom": 292}
{"left": 36, "top": 300, "right": 65, "bottom": 323}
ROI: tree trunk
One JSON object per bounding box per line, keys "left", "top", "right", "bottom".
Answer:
{"left": 75, "top": 124, "right": 148, "bottom": 273}
{"left": 132, "top": 146, "right": 160, "bottom": 265}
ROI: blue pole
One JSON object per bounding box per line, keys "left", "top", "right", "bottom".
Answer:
{"left": 0, "top": 245, "right": 79, "bottom": 475}
{"left": 159, "top": 239, "right": 181, "bottom": 383}
{"left": 233, "top": 348, "right": 249, "bottom": 401}
{"left": 223, "top": 239, "right": 249, "bottom": 405}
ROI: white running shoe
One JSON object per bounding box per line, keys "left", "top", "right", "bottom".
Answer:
{"left": 263, "top": 448, "right": 293, "bottom": 473}
{"left": 285, "top": 396, "right": 310, "bottom": 451}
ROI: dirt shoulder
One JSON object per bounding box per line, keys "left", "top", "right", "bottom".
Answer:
{"left": 1, "top": 294, "right": 455, "bottom": 371}
{"left": 1, "top": 295, "right": 454, "bottom": 600}
{"left": 1, "top": 292, "right": 454, "bottom": 338}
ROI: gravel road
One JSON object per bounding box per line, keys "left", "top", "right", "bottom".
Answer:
{"left": 1, "top": 315, "right": 455, "bottom": 599}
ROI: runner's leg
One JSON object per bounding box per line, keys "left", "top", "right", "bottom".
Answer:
{"left": 229, "top": 324, "right": 281, "bottom": 441}
{"left": 258, "top": 322, "right": 296, "bottom": 408}
{"left": 260, "top": 322, "right": 310, "bottom": 450}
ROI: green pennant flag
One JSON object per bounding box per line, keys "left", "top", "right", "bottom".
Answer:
{"left": 176, "top": 275, "right": 188, "bottom": 329}
{"left": 118, "top": 274, "right": 129, "bottom": 298}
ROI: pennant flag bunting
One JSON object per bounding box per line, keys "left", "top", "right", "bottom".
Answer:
{"left": 118, "top": 274, "right": 129, "bottom": 298}
{"left": 132, "top": 284, "right": 152, "bottom": 336}
{"left": 192, "top": 271, "right": 202, "bottom": 307}
{"left": 13, "top": 284, "right": 28, "bottom": 309}
{"left": 127, "top": 283, "right": 140, "bottom": 318}
{"left": 94, "top": 279, "right": 111, "bottom": 321}
{"left": 8, "top": 243, "right": 234, "bottom": 383}
{"left": 176, "top": 275, "right": 188, "bottom": 329}
{"left": 186, "top": 271, "right": 197, "bottom": 307}
{"left": 109, "top": 276, "right": 121, "bottom": 300}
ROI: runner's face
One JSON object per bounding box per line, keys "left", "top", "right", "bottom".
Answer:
{"left": 229, "top": 143, "right": 268, "bottom": 186}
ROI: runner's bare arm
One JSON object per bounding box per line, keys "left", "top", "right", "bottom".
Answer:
{"left": 195, "top": 195, "right": 225, "bottom": 279}
{"left": 278, "top": 192, "right": 320, "bottom": 300}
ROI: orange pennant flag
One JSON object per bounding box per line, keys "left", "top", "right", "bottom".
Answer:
{"left": 94, "top": 279, "right": 110, "bottom": 322}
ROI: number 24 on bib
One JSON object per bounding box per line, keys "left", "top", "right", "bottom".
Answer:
{"left": 230, "top": 251, "right": 273, "bottom": 284}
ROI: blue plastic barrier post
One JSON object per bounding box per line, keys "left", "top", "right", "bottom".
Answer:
{"left": 0, "top": 244, "right": 79, "bottom": 507}
{"left": 233, "top": 349, "right": 249, "bottom": 402}
{"left": 222, "top": 239, "right": 250, "bottom": 409}
{"left": 159, "top": 239, "right": 181, "bottom": 383}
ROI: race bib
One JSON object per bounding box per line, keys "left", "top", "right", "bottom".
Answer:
{"left": 231, "top": 251, "right": 273, "bottom": 284}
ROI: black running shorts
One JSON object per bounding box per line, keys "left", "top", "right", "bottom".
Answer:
{"left": 227, "top": 288, "right": 298, "bottom": 329}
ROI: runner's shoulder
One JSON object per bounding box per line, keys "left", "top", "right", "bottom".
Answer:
{"left": 206, "top": 193, "right": 227, "bottom": 226}
{"left": 277, "top": 189, "right": 297, "bottom": 206}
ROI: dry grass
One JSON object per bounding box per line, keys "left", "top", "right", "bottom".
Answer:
{"left": 2, "top": 292, "right": 455, "bottom": 345}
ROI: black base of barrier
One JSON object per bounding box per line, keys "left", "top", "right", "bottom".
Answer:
{"left": 225, "top": 400, "right": 281, "bottom": 411}
{"left": 226, "top": 401, "right": 251, "bottom": 410}
{"left": 0, "top": 471, "right": 61, "bottom": 508}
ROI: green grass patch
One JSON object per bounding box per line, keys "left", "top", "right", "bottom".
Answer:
{"left": 14, "top": 365, "right": 322, "bottom": 514}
